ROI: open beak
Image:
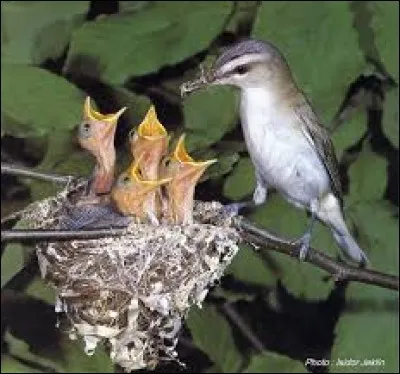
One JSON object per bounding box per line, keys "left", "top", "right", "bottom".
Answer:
{"left": 166, "top": 134, "right": 217, "bottom": 224}
{"left": 84, "top": 96, "right": 127, "bottom": 138}
{"left": 180, "top": 65, "right": 216, "bottom": 98}
{"left": 111, "top": 156, "right": 171, "bottom": 221}
{"left": 130, "top": 105, "right": 169, "bottom": 181}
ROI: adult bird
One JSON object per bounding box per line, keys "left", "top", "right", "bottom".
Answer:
{"left": 180, "top": 39, "right": 368, "bottom": 265}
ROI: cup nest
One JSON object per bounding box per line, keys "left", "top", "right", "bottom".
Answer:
{"left": 20, "top": 179, "right": 241, "bottom": 372}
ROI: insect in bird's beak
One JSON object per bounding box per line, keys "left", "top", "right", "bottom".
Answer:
{"left": 180, "top": 64, "right": 216, "bottom": 98}
{"left": 166, "top": 134, "right": 217, "bottom": 224}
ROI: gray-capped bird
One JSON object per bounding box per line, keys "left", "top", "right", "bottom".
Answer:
{"left": 181, "top": 39, "right": 368, "bottom": 266}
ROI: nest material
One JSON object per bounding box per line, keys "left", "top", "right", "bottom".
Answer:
{"left": 21, "top": 180, "right": 241, "bottom": 372}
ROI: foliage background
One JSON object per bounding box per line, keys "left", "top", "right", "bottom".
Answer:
{"left": 1, "top": 1, "right": 398, "bottom": 373}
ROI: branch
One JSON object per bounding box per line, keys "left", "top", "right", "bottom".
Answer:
{"left": 1, "top": 219, "right": 398, "bottom": 291}
{"left": 1, "top": 228, "right": 126, "bottom": 243}
{"left": 235, "top": 218, "right": 399, "bottom": 291}
{"left": 1, "top": 162, "right": 75, "bottom": 184}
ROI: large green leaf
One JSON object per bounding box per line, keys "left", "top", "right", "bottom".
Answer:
{"left": 331, "top": 201, "right": 398, "bottom": 373}
{"left": 187, "top": 304, "right": 243, "bottom": 373}
{"left": 253, "top": 1, "right": 365, "bottom": 125}
{"left": 226, "top": 244, "right": 277, "bottom": 287}
{"left": 242, "top": 352, "right": 307, "bottom": 373}
{"left": 3, "top": 332, "right": 114, "bottom": 373}
{"left": 1, "top": 64, "right": 85, "bottom": 137}
{"left": 1, "top": 1, "right": 89, "bottom": 65}
{"left": 223, "top": 157, "right": 256, "bottom": 201}
{"left": 1, "top": 243, "right": 25, "bottom": 289}
{"left": 183, "top": 87, "right": 239, "bottom": 151}
{"left": 346, "top": 145, "right": 388, "bottom": 205}
{"left": 64, "top": 1, "right": 233, "bottom": 84}
{"left": 371, "top": 1, "right": 399, "bottom": 147}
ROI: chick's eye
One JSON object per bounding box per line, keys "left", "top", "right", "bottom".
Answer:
{"left": 79, "top": 122, "right": 92, "bottom": 138}
{"left": 119, "top": 175, "right": 131, "bottom": 186}
{"left": 235, "top": 65, "right": 249, "bottom": 75}
{"left": 129, "top": 129, "right": 136, "bottom": 139}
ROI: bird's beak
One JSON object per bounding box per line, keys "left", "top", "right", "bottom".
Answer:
{"left": 166, "top": 134, "right": 217, "bottom": 224}
{"left": 180, "top": 66, "right": 216, "bottom": 97}
{"left": 130, "top": 105, "right": 169, "bottom": 180}
{"left": 111, "top": 156, "right": 171, "bottom": 220}
{"left": 83, "top": 96, "right": 127, "bottom": 137}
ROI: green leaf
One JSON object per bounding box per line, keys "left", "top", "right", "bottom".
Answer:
{"left": 1, "top": 356, "right": 43, "bottom": 373}
{"left": 382, "top": 89, "right": 399, "bottom": 147}
{"left": 331, "top": 110, "right": 367, "bottom": 161}
{"left": 223, "top": 157, "right": 255, "bottom": 201}
{"left": 346, "top": 145, "right": 388, "bottom": 204}
{"left": 187, "top": 304, "right": 243, "bottom": 373}
{"left": 242, "top": 352, "right": 307, "bottom": 373}
{"left": 6, "top": 333, "right": 114, "bottom": 373}
{"left": 1, "top": 64, "right": 85, "bottom": 137}
{"left": 1, "top": 243, "right": 25, "bottom": 288}
{"left": 371, "top": 0, "right": 399, "bottom": 147}
{"left": 253, "top": 1, "right": 365, "bottom": 125}
{"left": 372, "top": 1, "right": 399, "bottom": 83}
{"left": 183, "top": 87, "right": 239, "bottom": 151}
{"left": 331, "top": 201, "right": 398, "bottom": 373}
{"left": 64, "top": 1, "right": 233, "bottom": 84}
{"left": 226, "top": 245, "right": 276, "bottom": 287}
{"left": 1, "top": 1, "right": 89, "bottom": 65}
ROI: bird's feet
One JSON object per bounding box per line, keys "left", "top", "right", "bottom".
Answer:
{"left": 221, "top": 202, "right": 251, "bottom": 217}
{"left": 291, "top": 231, "right": 312, "bottom": 261}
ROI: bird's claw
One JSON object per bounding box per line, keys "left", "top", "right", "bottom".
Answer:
{"left": 291, "top": 232, "right": 312, "bottom": 261}
{"left": 221, "top": 202, "right": 249, "bottom": 217}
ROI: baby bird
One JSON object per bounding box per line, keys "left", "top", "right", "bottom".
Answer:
{"left": 111, "top": 156, "right": 171, "bottom": 223}
{"left": 166, "top": 134, "right": 217, "bottom": 224}
{"left": 129, "top": 106, "right": 169, "bottom": 220}
{"left": 78, "top": 96, "right": 126, "bottom": 195}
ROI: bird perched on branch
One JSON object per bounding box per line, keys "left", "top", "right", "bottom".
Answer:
{"left": 78, "top": 96, "right": 126, "bottom": 195}
{"left": 181, "top": 39, "right": 368, "bottom": 265}
{"left": 111, "top": 156, "right": 171, "bottom": 223}
{"left": 129, "top": 105, "right": 169, "bottom": 220}
{"left": 166, "top": 134, "right": 217, "bottom": 224}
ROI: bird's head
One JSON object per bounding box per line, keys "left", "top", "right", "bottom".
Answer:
{"left": 181, "top": 39, "right": 292, "bottom": 94}
{"left": 129, "top": 105, "right": 169, "bottom": 180}
{"left": 78, "top": 96, "right": 126, "bottom": 159}
{"left": 166, "top": 134, "right": 217, "bottom": 224}
{"left": 111, "top": 155, "right": 171, "bottom": 218}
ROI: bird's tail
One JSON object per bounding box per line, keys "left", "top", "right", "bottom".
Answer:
{"left": 332, "top": 229, "right": 369, "bottom": 266}
{"left": 318, "top": 193, "right": 369, "bottom": 266}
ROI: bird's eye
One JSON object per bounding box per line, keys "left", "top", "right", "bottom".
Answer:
{"left": 79, "top": 122, "right": 92, "bottom": 138}
{"left": 129, "top": 129, "right": 136, "bottom": 140}
{"left": 235, "top": 65, "right": 249, "bottom": 75}
{"left": 119, "top": 175, "right": 131, "bottom": 186}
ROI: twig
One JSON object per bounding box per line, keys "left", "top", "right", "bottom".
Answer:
{"left": 221, "top": 302, "right": 266, "bottom": 353}
{"left": 235, "top": 218, "right": 399, "bottom": 291}
{"left": 1, "top": 228, "right": 126, "bottom": 243}
{"left": 1, "top": 162, "right": 74, "bottom": 184}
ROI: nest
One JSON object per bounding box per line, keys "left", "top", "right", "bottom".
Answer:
{"left": 20, "top": 180, "right": 241, "bottom": 372}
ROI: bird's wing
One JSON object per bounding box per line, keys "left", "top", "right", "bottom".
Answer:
{"left": 294, "top": 98, "right": 343, "bottom": 207}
